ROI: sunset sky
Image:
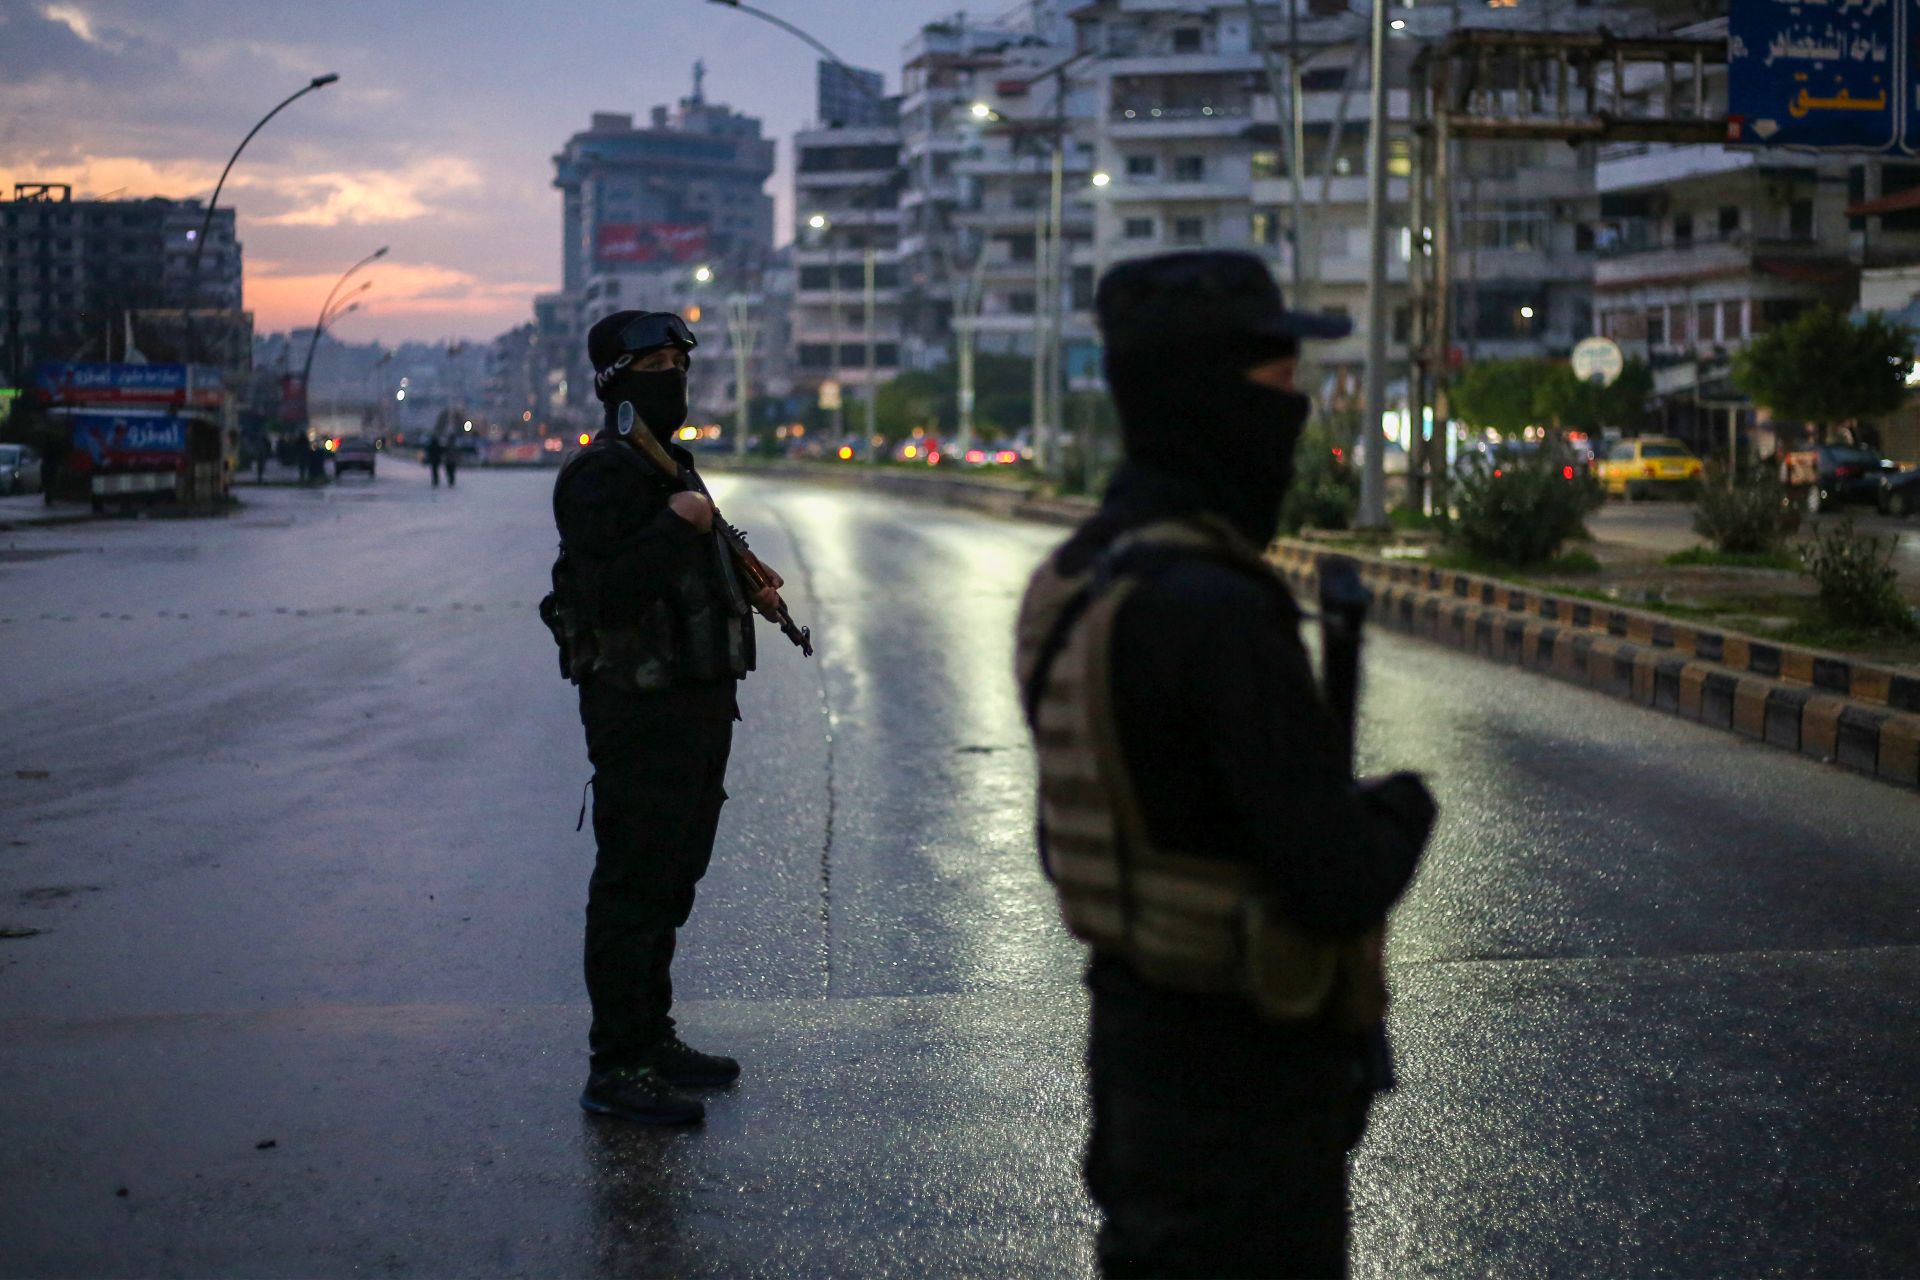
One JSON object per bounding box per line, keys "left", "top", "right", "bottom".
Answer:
{"left": 0, "top": 0, "right": 982, "bottom": 344}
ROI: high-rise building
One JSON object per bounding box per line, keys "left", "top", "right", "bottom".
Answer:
{"left": 792, "top": 66, "right": 906, "bottom": 424}
{"left": 549, "top": 68, "right": 777, "bottom": 417}
{"left": 1, "top": 183, "right": 244, "bottom": 381}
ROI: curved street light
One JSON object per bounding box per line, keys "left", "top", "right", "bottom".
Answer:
{"left": 185, "top": 72, "right": 340, "bottom": 363}
{"left": 299, "top": 247, "right": 388, "bottom": 425}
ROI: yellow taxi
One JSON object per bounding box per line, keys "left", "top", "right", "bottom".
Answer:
{"left": 1595, "top": 436, "right": 1704, "bottom": 499}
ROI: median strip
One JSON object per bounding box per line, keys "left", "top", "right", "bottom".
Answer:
{"left": 710, "top": 461, "right": 1920, "bottom": 791}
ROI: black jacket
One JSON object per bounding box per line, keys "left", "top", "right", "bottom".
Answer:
{"left": 1061, "top": 462, "right": 1433, "bottom": 1085}
{"left": 553, "top": 433, "right": 749, "bottom": 718}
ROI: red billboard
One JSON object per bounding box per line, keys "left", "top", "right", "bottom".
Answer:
{"left": 596, "top": 222, "right": 710, "bottom": 264}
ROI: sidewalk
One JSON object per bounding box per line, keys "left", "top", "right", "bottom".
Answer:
{"left": 1586, "top": 500, "right": 1920, "bottom": 599}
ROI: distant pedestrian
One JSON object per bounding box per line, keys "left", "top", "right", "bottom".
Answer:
{"left": 1016, "top": 252, "right": 1437, "bottom": 1279}
{"left": 444, "top": 437, "right": 460, "bottom": 488}
{"left": 425, "top": 435, "right": 444, "bottom": 487}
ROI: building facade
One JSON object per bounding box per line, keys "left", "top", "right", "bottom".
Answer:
{"left": 2, "top": 183, "right": 244, "bottom": 382}
{"left": 550, "top": 72, "right": 777, "bottom": 420}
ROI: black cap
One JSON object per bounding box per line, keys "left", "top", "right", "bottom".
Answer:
{"left": 1095, "top": 250, "right": 1352, "bottom": 354}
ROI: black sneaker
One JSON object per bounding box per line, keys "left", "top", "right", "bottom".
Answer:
{"left": 639, "top": 1031, "right": 741, "bottom": 1088}
{"left": 579, "top": 1066, "right": 705, "bottom": 1125}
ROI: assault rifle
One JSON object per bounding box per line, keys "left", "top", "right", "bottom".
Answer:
{"left": 620, "top": 404, "right": 814, "bottom": 656}
{"left": 1317, "top": 554, "right": 1396, "bottom": 1091}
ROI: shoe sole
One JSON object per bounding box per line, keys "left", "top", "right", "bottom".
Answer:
{"left": 655, "top": 1070, "right": 739, "bottom": 1089}
{"left": 579, "top": 1093, "right": 705, "bottom": 1125}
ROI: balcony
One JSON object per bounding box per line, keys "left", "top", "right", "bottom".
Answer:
{"left": 1108, "top": 104, "right": 1252, "bottom": 141}
{"left": 1103, "top": 178, "right": 1250, "bottom": 205}
{"left": 1595, "top": 143, "right": 1761, "bottom": 194}
{"left": 1594, "top": 234, "right": 1850, "bottom": 291}
{"left": 797, "top": 169, "right": 903, "bottom": 191}
{"left": 1103, "top": 51, "right": 1263, "bottom": 79}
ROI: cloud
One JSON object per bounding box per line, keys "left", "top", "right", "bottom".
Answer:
{"left": 0, "top": 153, "right": 219, "bottom": 200}
{"left": 246, "top": 261, "right": 548, "bottom": 333}
{"left": 254, "top": 158, "right": 483, "bottom": 228}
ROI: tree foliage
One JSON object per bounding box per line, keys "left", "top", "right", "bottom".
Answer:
{"left": 1533, "top": 358, "right": 1652, "bottom": 433}
{"left": 1732, "top": 306, "right": 1914, "bottom": 437}
{"left": 1452, "top": 357, "right": 1652, "bottom": 436}
{"left": 1449, "top": 359, "right": 1545, "bottom": 435}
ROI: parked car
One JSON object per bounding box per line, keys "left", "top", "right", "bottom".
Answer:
{"left": 0, "top": 442, "right": 43, "bottom": 494}
{"left": 331, "top": 435, "right": 377, "bottom": 478}
{"left": 1877, "top": 466, "right": 1920, "bottom": 518}
{"left": 1788, "top": 443, "right": 1900, "bottom": 512}
{"left": 1350, "top": 438, "right": 1408, "bottom": 476}
{"left": 1595, "top": 436, "right": 1703, "bottom": 499}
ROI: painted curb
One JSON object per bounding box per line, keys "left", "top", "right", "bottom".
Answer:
{"left": 1271, "top": 542, "right": 1920, "bottom": 792}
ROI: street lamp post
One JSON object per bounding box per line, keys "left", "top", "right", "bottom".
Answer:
{"left": 185, "top": 73, "right": 339, "bottom": 363}
{"left": 1356, "top": 0, "right": 1391, "bottom": 529}
{"left": 299, "top": 247, "right": 387, "bottom": 427}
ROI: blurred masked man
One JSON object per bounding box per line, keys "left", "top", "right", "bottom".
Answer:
{"left": 548, "top": 309, "right": 783, "bottom": 1125}
{"left": 1015, "top": 253, "right": 1437, "bottom": 1278}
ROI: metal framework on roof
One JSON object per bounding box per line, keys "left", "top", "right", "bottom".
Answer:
{"left": 1404, "top": 28, "right": 1729, "bottom": 510}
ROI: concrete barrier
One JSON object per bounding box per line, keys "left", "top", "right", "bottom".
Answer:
{"left": 1269, "top": 541, "right": 1920, "bottom": 791}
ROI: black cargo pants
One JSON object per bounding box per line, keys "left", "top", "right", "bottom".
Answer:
{"left": 578, "top": 680, "right": 733, "bottom": 1075}
{"left": 1086, "top": 990, "right": 1373, "bottom": 1279}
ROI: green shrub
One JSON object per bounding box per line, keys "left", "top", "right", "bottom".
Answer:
{"left": 1446, "top": 443, "right": 1601, "bottom": 567}
{"left": 1799, "top": 519, "right": 1919, "bottom": 635}
{"left": 1690, "top": 465, "right": 1799, "bottom": 555}
{"left": 1281, "top": 421, "right": 1359, "bottom": 532}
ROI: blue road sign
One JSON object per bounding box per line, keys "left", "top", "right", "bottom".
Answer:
{"left": 1729, "top": 0, "right": 1902, "bottom": 153}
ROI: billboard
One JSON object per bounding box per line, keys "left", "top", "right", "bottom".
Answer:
{"left": 66, "top": 411, "right": 188, "bottom": 471}
{"left": 33, "top": 362, "right": 223, "bottom": 408}
{"left": 595, "top": 222, "right": 711, "bottom": 264}
{"left": 1728, "top": 1, "right": 1901, "bottom": 152}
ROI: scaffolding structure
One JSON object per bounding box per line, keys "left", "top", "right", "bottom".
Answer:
{"left": 1407, "top": 29, "right": 1727, "bottom": 509}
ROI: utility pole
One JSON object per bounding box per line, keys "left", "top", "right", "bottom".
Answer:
{"left": 727, "top": 294, "right": 758, "bottom": 459}
{"left": 863, "top": 245, "right": 878, "bottom": 462}
{"left": 1044, "top": 68, "right": 1069, "bottom": 481}
{"left": 1031, "top": 204, "right": 1049, "bottom": 471}
{"left": 1356, "top": 0, "right": 1390, "bottom": 528}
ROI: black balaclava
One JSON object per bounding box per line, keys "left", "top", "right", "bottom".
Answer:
{"left": 603, "top": 366, "right": 689, "bottom": 442}
{"left": 1104, "top": 334, "right": 1308, "bottom": 545}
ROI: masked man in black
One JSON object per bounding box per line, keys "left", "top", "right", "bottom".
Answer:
{"left": 1016, "top": 252, "right": 1438, "bottom": 1277}
{"left": 551, "top": 309, "right": 784, "bottom": 1125}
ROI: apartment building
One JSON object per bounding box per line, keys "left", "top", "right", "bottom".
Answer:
{"left": 791, "top": 97, "right": 906, "bottom": 413}
{"left": 2, "top": 183, "right": 243, "bottom": 381}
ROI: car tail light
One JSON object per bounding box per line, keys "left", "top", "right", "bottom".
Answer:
{"left": 1835, "top": 465, "right": 1860, "bottom": 478}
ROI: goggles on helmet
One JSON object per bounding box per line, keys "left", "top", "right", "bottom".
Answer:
{"left": 595, "top": 313, "right": 698, "bottom": 390}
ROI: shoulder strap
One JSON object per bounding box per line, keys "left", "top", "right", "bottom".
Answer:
{"left": 1021, "top": 519, "right": 1286, "bottom": 728}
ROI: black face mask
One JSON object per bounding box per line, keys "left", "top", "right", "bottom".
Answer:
{"left": 615, "top": 368, "right": 689, "bottom": 438}
{"left": 1110, "top": 354, "right": 1312, "bottom": 545}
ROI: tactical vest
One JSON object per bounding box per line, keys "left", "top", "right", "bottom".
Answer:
{"left": 1015, "top": 516, "right": 1387, "bottom": 1030}
{"left": 547, "top": 442, "right": 755, "bottom": 691}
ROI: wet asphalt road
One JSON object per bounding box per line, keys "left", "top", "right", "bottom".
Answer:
{"left": 1, "top": 462, "right": 1917, "bottom": 1279}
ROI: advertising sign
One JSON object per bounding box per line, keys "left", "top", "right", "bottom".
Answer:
{"left": 595, "top": 222, "right": 711, "bottom": 264}
{"left": 66, "top": 411, "right": 188, "bottom": 471}
{"left": 1728, "top": 1, "right": 1901, "bottom": 152}
{"left": 34, "top": 362, "right": 223, "bottom": 408}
